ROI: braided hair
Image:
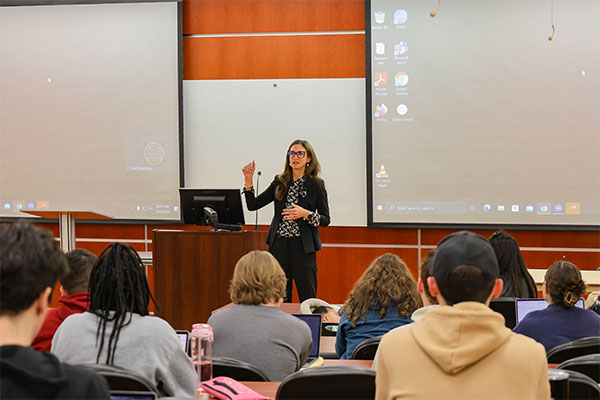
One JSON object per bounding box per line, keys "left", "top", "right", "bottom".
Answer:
{"left": 88, "top": 243, "right": 158, "bottom": 364}
{"left": 545, "top": 261, "right": 587, "bottom": 308}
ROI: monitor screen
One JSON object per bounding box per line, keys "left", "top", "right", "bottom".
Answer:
{"left": 293, "top": 313, "right": 322, "bottom": 358}
{"left": 179, "top": 189, "right": 245, "bottom": 227}
{"left": 516, "top": 298, "right": 585, "bottom": 324}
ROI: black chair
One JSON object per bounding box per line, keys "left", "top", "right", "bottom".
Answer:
{"left": 276, "top": 366, "right": 376, "bottom": 399}
{"left": 351, "top": 336, "right": 383, "bottom": 360}
{"left": 212, "top": 356, "right": 269, "bottom": 381}
{"left": 563, "top": 370, "right": 600, "bottom": 400}
{"left": 489, "top": 297, "right": 517, "bottom": 329}
{"left": 547, "top": 337, "right": 600, "bottom": 364}
{"left": 78, "top": 363, "right": 160, "bottom": 397}
{"left": 558, "top": 354, "right": 600, "bottom": 383}
{"left": 548, "top": 369, "right": 570, "bottom": 400}
{"left": 321, "top": 322, "right": 338, "bottom": 337}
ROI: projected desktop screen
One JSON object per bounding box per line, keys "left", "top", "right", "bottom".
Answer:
{"left": 0, "top": 1, "right": 181, "bottom": 220}
{"left": 367, "top": 0, "right": 599, "bottom": 226}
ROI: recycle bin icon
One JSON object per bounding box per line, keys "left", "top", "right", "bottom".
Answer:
{"left": 374, "top": 11, "right": 385, "bottom": 24}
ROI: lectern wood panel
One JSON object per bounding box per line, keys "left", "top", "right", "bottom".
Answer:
{"left": 152, "top": 230, "right": 267, "bottom": 330}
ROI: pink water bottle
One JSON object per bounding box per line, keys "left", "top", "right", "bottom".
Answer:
{"left": 191, "top": 323, "right": 213, "bottom": 384}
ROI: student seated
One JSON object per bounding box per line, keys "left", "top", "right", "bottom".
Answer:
{"left": 489, "top": 231, "right": 537, "bottom": 298}
{"left": 375, "top": 231, "right": 550, "bottom": 399}
{"left": 32, "top": 249, "right": 96, "bottom": 352}
{"left": 207, "top": 250, "right": 312, "bottom": 381}
{"left": 513, "top": 260, "right": 600, "bottom": 351}
{"left": 300, "top": 298, "right": 340, "bottom": 323}
{"left": 51, "top": 243, "right": 196, "bottom": 398}
{"left": 336, "top": 253, "right": 419, "bottom": 359}
{"left": 0, "top": 222, "right": 110, "bottom": 399}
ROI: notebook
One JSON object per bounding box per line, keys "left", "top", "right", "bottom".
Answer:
{"left": 292, "top": 313, "right": 322, "bottom": 366}
{"left": 515, "top": 298, "right": 585, "bottom": 324}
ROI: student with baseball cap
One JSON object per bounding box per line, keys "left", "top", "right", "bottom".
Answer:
{"left": 375, "top": 231, "right": 550, "bottom": 399}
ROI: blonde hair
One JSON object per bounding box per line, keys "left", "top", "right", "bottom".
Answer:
{"left": 340, "top": 253, "right": 421, "bottom": 327}
{"left": 229, "top": 251, "right": 287, "bottom": 305}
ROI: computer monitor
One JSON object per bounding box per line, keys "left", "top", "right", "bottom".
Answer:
{"left": 179, "top": 189, "right": 245, "bottom": 230}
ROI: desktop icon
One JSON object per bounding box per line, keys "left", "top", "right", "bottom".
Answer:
{"left": 395, "top": 72, "right": 409, "bottom": 86}
{"left": 537, "top": 203, "right": 551, "bottom": 214}
{"left": 14, "top": 202, "right": 23, "bottom": 210}
{"left": 554, "top": 204, "right": 563, "bottom": 213}
{"left": 483, "top": 204, "right": 491, "bottom": 212}
{"left": 396, "top": 104, "right": 408, "bottom": 115}
{"left": 37, "top": 201, "right": 49, "bottom": 210}
{"left": 376, "top": 205, "right": 383, "bottom": 211}
{"left": 394, "top": 41, "right": 408, "bottom": 55}
{"left": 376, "top": 164, "right": 389, "bottom": 178}
{"left": 3, "top": 203, "right": 10, "bottom": 210}
{"left": 374, "top": 72, "right": 388, "bottom": 86}
{"left": 375, "top": 42, "right": 385, "bottom": 55}
{"left": 511, "top": 204, "right": 519, "bottom": 212}
{"left": 497, "top": 205, "right": 505, "bottom": 211}
{"left": 375, "top": 104, "right": 388, "bottom": 117}
{"left": 27, "top": 202, "right": 35, "bottom": 209}
{"left": 374, "top": 11, "right": 385, "bottom": 24}
{"left": 525, "top": 204, "right": 534, "bottom": 212}
{"left": 566, "top": 202, "right": 580, "bottom": 215}
{"left": 393, "top": 9, "right": 408, "bottom": 24}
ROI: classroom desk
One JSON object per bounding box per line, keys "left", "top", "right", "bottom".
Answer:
{"left": 529, "top": 269, "right": 600, "bottom": 292}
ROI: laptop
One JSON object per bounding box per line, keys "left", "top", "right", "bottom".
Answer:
{"left": 292, "top": 313, "right": 322, "bottom": 367}
{"left": 515, "top": 298, "right": 585, "bottom": 325}
{"left": 175, "top": 330, "right": 190, "bottom": 356}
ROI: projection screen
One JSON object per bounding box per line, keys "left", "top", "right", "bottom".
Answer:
{"left": 0, "top": 0, "right": 181, "bottom": 220}
{"left": 367, "top": 0, "right": 599, "bottom": 227}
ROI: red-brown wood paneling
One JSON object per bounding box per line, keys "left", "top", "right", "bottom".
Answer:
{"left": 183, "top": 0, "right": 365, "bottom": 35}
{"left": 183, "top": 34, "right": 365, "bottom": 80}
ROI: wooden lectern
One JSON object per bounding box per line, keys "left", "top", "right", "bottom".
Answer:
{"left": 152, "top": 229, "right": 268, "bottom": 330}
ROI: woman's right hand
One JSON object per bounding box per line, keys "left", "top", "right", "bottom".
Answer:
{"left": 242, "top": 161, "right": 255, "bottom": 186}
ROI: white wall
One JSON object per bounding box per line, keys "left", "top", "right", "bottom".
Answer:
{"left": 183, "top": 78, "right": 367, "bottom": 226}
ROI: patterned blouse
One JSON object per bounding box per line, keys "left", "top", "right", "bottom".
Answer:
{"left": 277, "top": 176, "right": 320, "bottom": 238}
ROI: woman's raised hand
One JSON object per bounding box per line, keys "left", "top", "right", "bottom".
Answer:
{"left": 242, "top": 161, "right": 255, "bottom": 186}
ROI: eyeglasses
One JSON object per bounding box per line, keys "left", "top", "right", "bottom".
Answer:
{"left": 288, "top": 151, "right": 306, "bottom": 158}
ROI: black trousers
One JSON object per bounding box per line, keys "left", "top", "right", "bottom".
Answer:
{"left": 269, "top": 236, "right": 317, "bottom": 303}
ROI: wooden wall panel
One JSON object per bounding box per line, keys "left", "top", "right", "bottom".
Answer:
{"left": 316, "top": 246, "right": 419, "bottom": 304}
{"left": 183, "top": 0, "right": 364, "bottom": 35}
{"left": 183, "top": 34, "right": 365, "bottom": 80}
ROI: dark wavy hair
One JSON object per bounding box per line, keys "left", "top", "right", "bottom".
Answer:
{"left": 489, "top": 231, "right": 537, "bottom": 298}
{"left": 340, "top": 253, "right": 420, "bottom": 327}
{"left": 88, "top": 243, "right": 158, "bottom": 364}
{"left": 545, "top": 261, "right": 586, "bottom": 308}
{"left": 275, "top": 139, "right": 321, "bottom": 201}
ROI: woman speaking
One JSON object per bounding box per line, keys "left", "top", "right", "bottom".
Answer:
{"left": 242, "top": 139, "right": 330, "bottom": 302}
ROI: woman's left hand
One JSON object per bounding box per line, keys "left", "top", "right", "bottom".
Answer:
{"left": 282, "top": 203, "right": 310, "bottom": 220}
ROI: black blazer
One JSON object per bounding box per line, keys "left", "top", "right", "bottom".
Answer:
{"left": 244, "top": 175, "right": 330, "bottom": 253}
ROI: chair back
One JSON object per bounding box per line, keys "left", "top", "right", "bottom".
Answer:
{"left": 212, "top": 356, "right": 269, "bottom": 382}
{"left": 78, "top": 363, "right": 159, "bottom": 397}
{"left": 351, "top": 336, "right": 383, "bottom": 360}
{"left": 489, "top": 297, "right": 517, "bottom": 329}
{"left": 557, "top": 353, "right": 600, "bottom": 383}
{"left": 563, "top": 369, "right": 600, "bottom": 399}
{"left": 276, "top": 366, "right": 375, "bottom": 399}
{"left": 548, "top": 369, "right": 570, "bottom": 400}
{"left": 547, "top": 337, "right": 600, "bottom": 363}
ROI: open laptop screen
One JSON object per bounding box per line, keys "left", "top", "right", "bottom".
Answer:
{"left": 293, "top": 313, "right": 322, "bottom": 358}
{"left": 515, "top": 298, "right": 585, "bottom": 324}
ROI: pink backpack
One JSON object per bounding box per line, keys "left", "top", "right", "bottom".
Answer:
{"left": 200, "top": 377, "right": 270, "bottom": 400}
